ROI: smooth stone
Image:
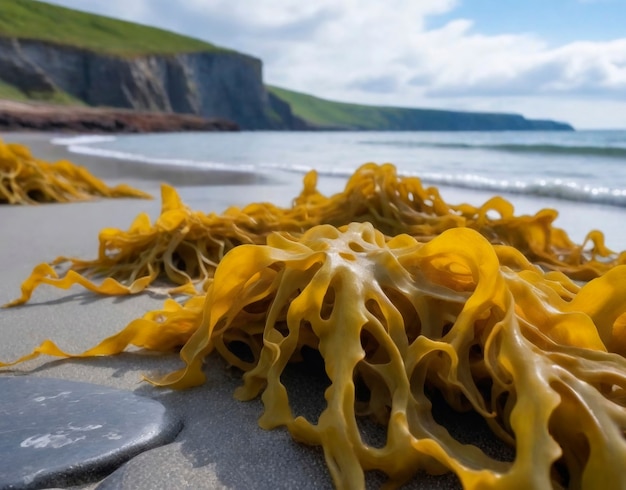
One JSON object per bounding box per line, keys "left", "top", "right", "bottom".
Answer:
{"left": 0, "top": 376, "right": 182, "bottom": 489}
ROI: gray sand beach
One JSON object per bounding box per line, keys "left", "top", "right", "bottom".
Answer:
{"left": 0, "top": 132, "right": 540, "bottom": 489}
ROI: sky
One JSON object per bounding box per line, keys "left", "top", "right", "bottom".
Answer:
{"left": 41, "top": 0, "right": 626, "bottom": 129}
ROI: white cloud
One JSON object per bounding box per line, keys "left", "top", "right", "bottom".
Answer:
{"left": 420, "top": 38, "right": 626, "bottom": 97}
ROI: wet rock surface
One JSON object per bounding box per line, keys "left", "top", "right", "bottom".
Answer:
{"left": 0, "top": 376, "right": 182, "bottom": 489}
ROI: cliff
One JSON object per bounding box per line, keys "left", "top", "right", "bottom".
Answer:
{"left": 0, "top": 37, "right": 302, "bottom": 130}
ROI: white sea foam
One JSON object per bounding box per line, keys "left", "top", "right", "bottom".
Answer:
{"left": 51, "top": 136, "right": 256, "bottom": 173}
{"left": 408, "top": 172, "right": 626, "bottom": 207}
{"left": 51, "top": 135, "right": 117, "bottom": 146}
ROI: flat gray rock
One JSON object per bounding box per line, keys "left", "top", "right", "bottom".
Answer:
{"left": 0, "top": 376, "right": 182, "bottom": 489}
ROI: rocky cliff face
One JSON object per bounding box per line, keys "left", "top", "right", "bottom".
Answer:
{"left": 0, "top": 37, "right": 299, "bottom": 129}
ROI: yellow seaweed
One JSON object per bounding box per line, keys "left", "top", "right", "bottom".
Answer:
{"left": 4, "top": 222, "right": 626, "bottom": 489}
{"left": 5, "top": 182, "right": 312, "bottom": 305}
{"left": 0, "top": 138, "right": 151, "bottom": 204}
{"left": 297, "top": 163, "right": 626, "bottom": 280}
{"left": 6, "top": 163, "right": 626, "bottom": 307}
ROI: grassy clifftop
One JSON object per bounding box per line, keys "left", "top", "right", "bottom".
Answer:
{"left": 268, "top": 85, "right": 403, "bottom": 129}
{"left": 267, "top": 86, "right": 574, "bottom": 131}
{"left": 0, "top": 0, "right": 229, "bottom": 56}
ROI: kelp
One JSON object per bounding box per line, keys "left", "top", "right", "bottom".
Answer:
{"left": 0, "top": 138, "right": 151, "bottom": 204}
{"left": 4, "top": 222, "right": 626, "bottom": 489}
{"left": 6, "top": 163, "right": 626, "bottom": 307}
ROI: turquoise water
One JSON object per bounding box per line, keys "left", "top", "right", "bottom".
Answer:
{"left": 52, "top": 130, "right": 626, "bottom": 248}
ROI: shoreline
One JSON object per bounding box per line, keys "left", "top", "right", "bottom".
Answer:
{"left": 2, "top": 131, "right": 277, "bottom": 188}
{"left": 5, "top": 131, "right": 626, "bottom": 249}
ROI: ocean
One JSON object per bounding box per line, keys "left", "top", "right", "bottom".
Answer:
{"left": 51, "top": 130, "right": 626, "bottom": 249}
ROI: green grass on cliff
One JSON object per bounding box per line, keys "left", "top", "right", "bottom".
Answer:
{"left": 0, "top": 80, "right": 30, "bottom": 101}
{"left": 267, "top": 85, "right": 573, "bottom": 131}
{"left": 267, "top": 85, "right": 503, "bottom": 130}
{"left": 0, "top": 79, "right": 85, "bottom": 105}
{"left": 0, "top": 0, "right": 230, "bottom": 56}
{"left": 267, "top": 86, "right": 397, "bottom": 129}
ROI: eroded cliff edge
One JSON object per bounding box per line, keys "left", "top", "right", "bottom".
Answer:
{"left": 0, "top": 37, "right": 305, "bottom": 130}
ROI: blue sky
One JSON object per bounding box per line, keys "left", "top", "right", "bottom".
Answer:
{"left": 40, "top": 0, "right": 626, "bottom": 129}
{"left": 431, "top": 0, "right": 626, "bottom": 45}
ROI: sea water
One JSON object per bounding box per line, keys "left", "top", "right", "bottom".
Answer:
{"left": 52, "top": 130, "right": 626, "bottom": 248}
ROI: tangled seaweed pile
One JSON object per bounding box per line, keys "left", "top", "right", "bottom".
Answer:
{"left": 6, "top": 163, "right": 626, "bottom": 307}
{"left": 4, "top": 222, "right": 626, "bottom": 489}
{"left": 0, "top": 138, "right": 151, "bottom": 204}
{"left": 4, "top": 163, "right": 626, "bottom": 488}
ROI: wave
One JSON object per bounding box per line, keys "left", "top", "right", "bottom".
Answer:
{"left": 407, "top": 171, "right": 626, "bottom": 207}
{"left": 260, "top": 162, "right": 626, "bottom": 207}
{"left": 359, "top": 140, "right": 626, "bottom": 159}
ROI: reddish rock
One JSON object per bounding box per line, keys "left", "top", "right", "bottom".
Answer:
{"left": 0, "top": 100, "right": 239, "bottom": 133}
